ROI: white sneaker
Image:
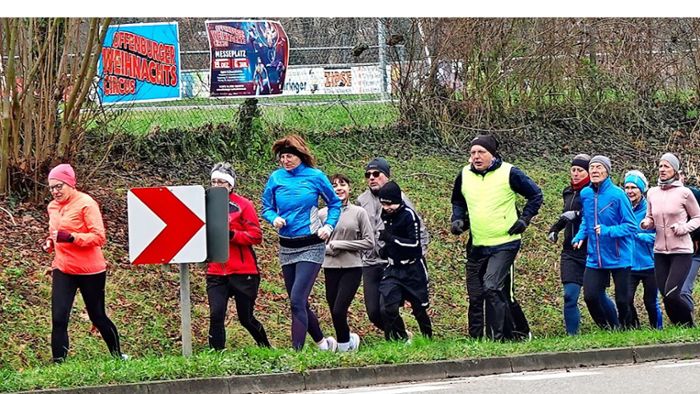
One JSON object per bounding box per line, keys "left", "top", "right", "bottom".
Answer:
{"left": 348, "top": 332, "right": 360, "bottom": 352}
{"left": 119, "top": 353, "right": 130, "bottom": 361}
{"left": 319, "top": 336, "right": 338, "bottom": 352}
{"left": 337, "top": 341, "right": 351, "bottom": 352}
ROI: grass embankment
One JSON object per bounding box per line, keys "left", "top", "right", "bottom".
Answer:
{"left": 3, "top": 327, "right": 700, "bottom": 392}
{"left": 2, "top": 100, "right": 700, "bottom": 392}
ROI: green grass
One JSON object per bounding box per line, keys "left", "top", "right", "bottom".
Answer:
{"left": 103, "top": 94, "right": 384, "bottom": 108}
{"left": 3, "top": 326, "right": 700, "bottom": 393}
{"left": 89, "top": 98, "right": 397, "bottom": 136}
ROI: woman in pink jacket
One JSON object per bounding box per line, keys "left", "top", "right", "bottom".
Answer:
{"left": 44, "top": 164, "right": 123, "bottom": 362}
{"left": 641, "top": 153, "right": 700, "bottom": 326}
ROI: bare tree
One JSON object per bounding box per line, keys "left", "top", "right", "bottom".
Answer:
{"left": 0, "top": 17, "right": 111, "bottom": 197}
{"left": 388, "top": 18, "right": 700, "bottom": 140}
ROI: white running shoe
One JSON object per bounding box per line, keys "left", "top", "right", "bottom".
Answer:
{"left": 348, "top": 332, "right": 360, "bottom": 352}
{"left": 319, "top": 336, "right": 338, "bottom": 352}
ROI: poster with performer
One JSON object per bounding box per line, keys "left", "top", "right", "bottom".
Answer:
{"left": 98, "top": 22, "right": 181, "bottom": 104}
{"left": 206, "top": 20, "right": 289, "bottom": 97}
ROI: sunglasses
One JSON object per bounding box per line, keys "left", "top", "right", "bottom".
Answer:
{"left": 364, "top": 171, "right": 382, "bottom": 179}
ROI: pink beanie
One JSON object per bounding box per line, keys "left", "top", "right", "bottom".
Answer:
{"left": 48, "top": 164, "right": 76, "bottom": 188}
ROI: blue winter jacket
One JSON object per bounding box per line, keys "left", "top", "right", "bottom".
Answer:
{"left": 630, "top": 198, "right": 655, "bottom": 271}
{"left": 572, "top": 177, "right": 636, "bottom": 269}
{"left": 261, "top": 163, "right": 342, "bottom": 238}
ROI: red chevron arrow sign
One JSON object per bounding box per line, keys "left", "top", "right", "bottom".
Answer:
{"left": 127, "top": 186, "right": 206, "bottom": 264}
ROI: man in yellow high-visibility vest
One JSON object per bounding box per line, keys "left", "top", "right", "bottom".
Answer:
{"left": 450, "top": 135, "right": 543, "bottom": 341}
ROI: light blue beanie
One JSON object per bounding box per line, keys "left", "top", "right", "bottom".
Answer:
{"left": 624, "top": 170, "right": 648, "bottom": 193}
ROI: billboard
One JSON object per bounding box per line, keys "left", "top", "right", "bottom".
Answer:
{"left": 206, "top": 20, "right": 289, "bottom": 97}
{"left": 98, "top": 22, "right": 181, "bottom": 104}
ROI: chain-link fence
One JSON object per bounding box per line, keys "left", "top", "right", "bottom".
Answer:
{"left": 99, "top": 18, "right": 402, "bottom": 135}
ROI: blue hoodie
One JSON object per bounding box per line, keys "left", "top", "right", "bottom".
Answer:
{"left": 630, "top": 198, "right": 656, "bottom": 271}
{"left": 572, "top": 177, "right": 636, "bottom": 269}
{"left": 262, "top": 163, "right": 342, "bottom": 238}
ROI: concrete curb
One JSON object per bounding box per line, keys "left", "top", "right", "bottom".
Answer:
{"left": 26, "top": 342, "right": 700, "bottom": 394}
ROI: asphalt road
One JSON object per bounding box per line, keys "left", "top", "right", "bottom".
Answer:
{"left": 299, "top": 358, "right": 700, "bottom": 394}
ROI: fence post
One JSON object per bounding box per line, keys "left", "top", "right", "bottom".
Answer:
{"left": 377, "top": 18, "right": 389, "bottom": 101}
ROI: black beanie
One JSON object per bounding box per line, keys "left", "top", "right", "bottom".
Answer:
{"left": 571, "top": 153, "right": 591, "bottom": 170}
{"left": 470, "top": 135, "right": 499, "bottom": 156}
{"left": 365, "top": 157, "right": 391, "bottom": 177}
{"left": 378, "top": 181, "right": 402, "bottom": 205}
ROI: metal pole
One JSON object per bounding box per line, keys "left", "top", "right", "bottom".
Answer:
{"left": 377, "top": 18, "right": 389, "bottom": 101}
{"left": 180, "top": 263, "right": 192, "bottom": 357}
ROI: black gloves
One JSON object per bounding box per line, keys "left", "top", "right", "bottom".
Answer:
{"left": 56, "top": 230, "right": 74, "bottom": 243}
{"left": 547, "top": 231, "right": 558, "bottom": 243}
{"left": 507, "top": 219, "right": 528, "bottom": 235}
{"left": 450, "top": 220, "right": 465, "bottom": 235}
{"left": 378, "top": 230, "right": 392, "bottom": 242}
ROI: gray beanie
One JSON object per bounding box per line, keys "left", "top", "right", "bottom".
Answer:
{"left": 211, "top": 162, "right": 236, "bottom": 188}
{"left": 589, "top": 155, "right": 611, "bottom": 174}
{"left": 660, "top": 153, "right": 681, "bottom": 173}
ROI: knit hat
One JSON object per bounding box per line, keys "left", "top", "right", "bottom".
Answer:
{"left": 660, "top": 153, "right": 681, "bottom": 173}
{"left": 470, "top": 134, "right": 499, "bottom": 157}
{"left": 365, "top": 157, "right": 391, "bottom": 177}
{"left": 624, "top": 170, "right": 649, "bottom": 193}
{"left": 571, "top": 154, "right": 591, "bottom": 170}
{"left": 211, "top": 162, "right": 236, "bottom": 189}
{"left": 589, "top": 155, "right": 612, "bottom": 174}
{"left": 48, "top": 164, "right": 76, "bottom": 188}
{"left": 378, "top": 181, "right": 402, "bottom": 205}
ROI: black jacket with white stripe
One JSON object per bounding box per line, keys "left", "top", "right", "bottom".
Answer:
{"left": 379, "top": 203, "right": 423, "bottom": 265}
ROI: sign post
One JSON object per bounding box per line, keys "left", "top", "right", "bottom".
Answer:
{"left": 127, "top": 185, "right": 206, "bottom": 357}
{"left": 179, "top": 263, "right": 192, "bottom": 356}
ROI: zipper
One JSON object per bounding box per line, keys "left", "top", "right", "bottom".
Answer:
{"left": 662, "top": 211, "right": 668, "bottom": 252}
{"left": 566, "top": 190, "right": 577, "bottom": 235}
{"left": 594, "top": 191, "right": 602, "bottom": 268}
{"left": 599, "top": 202, "right": 613, "bottom": 213}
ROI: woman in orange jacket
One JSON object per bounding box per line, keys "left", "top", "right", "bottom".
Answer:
{"left": 44, "top": 164, "right": 123, "bottom": 362}
{"left": 207, "top": 162, "right": 270, "bottom": 349}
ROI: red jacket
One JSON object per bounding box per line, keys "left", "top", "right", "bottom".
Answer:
{"left": 207, "top": 193, "right": 262, "bottom": 275}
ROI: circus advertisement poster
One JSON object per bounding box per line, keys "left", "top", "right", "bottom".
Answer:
{"left": 98, "top": 22, "right": 181, "bottom": 104}
{"left": 206, "top": 20, "right": 289, "bottom": 97}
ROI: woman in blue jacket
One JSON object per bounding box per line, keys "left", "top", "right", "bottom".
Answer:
{"left": 573, "top": 156, "right": 637, "bottom": 330}
{"left": 623, "top": 170, "right": 662, "bottom": 329}
{"left": 262, "top": 134, "right": 342, "bottom": 351}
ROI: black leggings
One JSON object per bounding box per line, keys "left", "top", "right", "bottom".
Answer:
{"left": 324, "top": 267, "right": 362, "bottom": 343}
{"left": 206, "top": 274, "right": 270, "bottom": 349}
{"left": 655, "top": 253, "right": 694, "bottom": 326}
{"left": 583, "top": 267, "right": 632, "bottom": 329}
{"left": 629, "top": 268, "right": 662, "bottom": 329}
{"left": 51, "top": 269, "right": 121, "bottom": 362}
{"left": 362, "top": 264, "right": 387, "bottom": 331}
